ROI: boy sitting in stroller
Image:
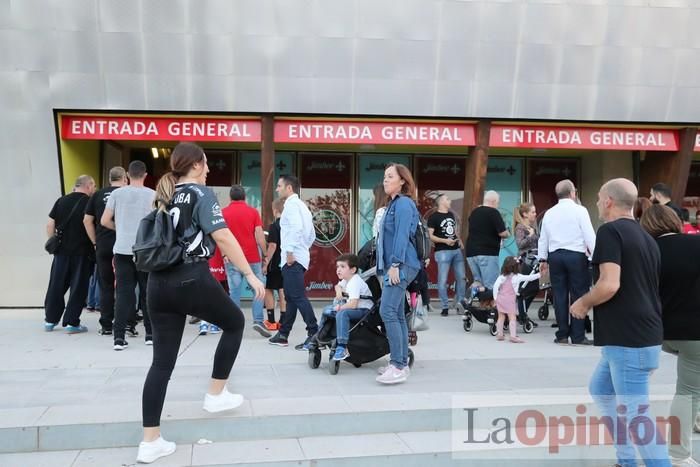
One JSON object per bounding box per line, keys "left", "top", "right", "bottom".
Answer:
{"left": 314, "top": 253, "right": 374, "bottom": 361}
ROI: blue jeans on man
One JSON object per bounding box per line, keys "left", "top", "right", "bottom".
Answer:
{"left": 279, "top": 262, "right": 318, "bottom": 337}
{"left": 379, "top": 266, "right": 418, "bottom": 370}
{"left": 435, "top": 249, "right": 466, "bottom": 309}
{"left": 548, "top": 249, "right": 589, "bottom": 343}
{"left": 87, "top": 264, "right": 100, "bottom": 309}
{"left": 225, "top": 261, "right": 265, "bottom": 324}
{"left": 589, "top": 345, "right": 671, "bottom": 467}
{"left": 466, "top": 255, "right": 499, "bottom": 290}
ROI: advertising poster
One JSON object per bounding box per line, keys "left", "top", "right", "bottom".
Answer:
{"left": 300, "top": 154, "right": 353, "bottom": 298}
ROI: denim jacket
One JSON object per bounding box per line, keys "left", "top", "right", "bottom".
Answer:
{"left": 377, "top": 194, "right": 421, "bottom": 275}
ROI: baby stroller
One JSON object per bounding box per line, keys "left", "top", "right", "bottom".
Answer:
{"left": 516, "top": 253, "right": 542, "bottom": 332}
{"left": 306, "top": 268, "right": 415, "bottom": 375}
{"left": 461, "top": 287, "right": 499, "bottom": 335}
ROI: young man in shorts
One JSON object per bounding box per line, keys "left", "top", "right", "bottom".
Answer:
{"left": 263, "top": 198, "right": 286, "bottom": 330}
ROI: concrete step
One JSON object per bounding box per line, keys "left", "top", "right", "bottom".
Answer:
{"left": 0, "top": 390, "right": 686, "bottom": 455}
{"left": 1, "top": 430, "right": 699, "bottom": 467}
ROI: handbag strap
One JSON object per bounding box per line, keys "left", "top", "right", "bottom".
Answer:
{"left": 55, "top": 196, "right": 86, "bottom": 232}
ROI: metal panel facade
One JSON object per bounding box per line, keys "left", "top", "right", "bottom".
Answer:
{"left": 1, "top": 0, "right": 700, "bottom": 305}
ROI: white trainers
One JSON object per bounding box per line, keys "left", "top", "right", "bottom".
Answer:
{"left": 378, "top": 364, "right": 410, "bottom": 376}
{"left": 671, "top": 457, "right": 700, "bottom": 467}
{"left": 203, "top": 387, "right": 244, "bottom": 413}
{"left": 376, "top": 364, "right": 407, "bottom": 385}
{"left": 136, "top": 436, "right": 176, "bottom": 464}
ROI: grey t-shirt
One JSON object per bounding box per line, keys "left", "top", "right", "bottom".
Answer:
{"left": 106, "top": 185, "right": 156, "bottom": 255}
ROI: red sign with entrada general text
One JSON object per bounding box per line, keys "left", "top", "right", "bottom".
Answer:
{"left": 61, "top": 115, "right": 261, "bottom": 142}
{"left": 491, "top": 125, "right": 679, "bottom": 151}
{"left": 275, "top": 120, "right": 475, "bottom": 146}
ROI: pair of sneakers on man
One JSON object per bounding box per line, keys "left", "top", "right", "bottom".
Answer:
{"left": 114, "top": 326, "right": 152, "bottom": 350}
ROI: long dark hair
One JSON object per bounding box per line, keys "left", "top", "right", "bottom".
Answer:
{"left": 501, "top": 256, "right": 520, "bottom": 275}
{"left": 158, "top": 142, "right": 206, "bottom": 203}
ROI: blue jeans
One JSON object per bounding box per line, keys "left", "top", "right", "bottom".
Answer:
{"left": 435, "top": 249, "right": 466, "bottom": 309}
{"left": 466, "top": 255, "right": 499, "bottom": 290}
{"left": 319, "top": 305, "right": 370, "bottom": 345}
{"left": 87, "top": 264, "right": 100, "bottom": 309}
{"left": 549, "top": 249, "right": 589, "bottom": 343}
{"left": 279, "top": 262, "right": 318, "bottom": 337}
{"left": 379, "top": 266, "right": 418, "bottom": 370}
{"left": 589, "top": 345, "right": 671, "bottom": 467}
{"left": 225, "top": 262, "right": 265, "bottom": 324}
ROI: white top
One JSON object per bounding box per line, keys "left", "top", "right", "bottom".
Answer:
{"left": 279, "top": 193, "right": 316, "bottom": 270}
{"left": 492, "top": 272, "right": 541, "bottom": 301}
{"left": 105, "top": 185, "right": 156, "bottom": 255}
{"left": 339, "top": 274, "right": 374, "bottom": 310}
{"left": 372, "top": 207, "right": 386, "bottom": 239}
{"left": 537, "top": 198, "right": 596, "bottom": 260}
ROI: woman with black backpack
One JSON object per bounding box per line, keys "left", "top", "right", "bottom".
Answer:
{"left": 136, "top": 142, "right": 265, "bottom": 464}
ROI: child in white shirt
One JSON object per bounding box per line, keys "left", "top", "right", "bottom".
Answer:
{"left": 317, "top": 254, "right": 373, "bottom": 361}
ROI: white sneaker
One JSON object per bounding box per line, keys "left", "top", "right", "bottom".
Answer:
{"left": 203, "top": 387, "right": 244, "bottom": 413}
{"left": 136, "top": 437, "right": 176, "bottom": 464}
{"left": 376, "top": 365, "right": 407, "bottom": 385}
{"left": 672, "top": 457, "right": 700, "bottom": 467}
{"left": 378, "top": 363, "right": 410, "bottom": 376}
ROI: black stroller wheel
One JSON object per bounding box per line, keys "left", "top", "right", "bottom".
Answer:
{"left": 523, "top": 320, "right": 535, "bottom": 334}
{"left": 538, "top": 306, "right": 549, "bottom": 321}
{"left": 408, "top": 349, "right": 415, "bottom": 368}
{"left": 463, "top": 318, "right": 473, "bottom": 332}
{"left": 308, "top": 349, "right": 321, "bottom": 369}
{"left": 328, "top": 355, "right": 340, "bottom": 375}
{"left": 489, "top": 323, "right": 498, "bottom": 336}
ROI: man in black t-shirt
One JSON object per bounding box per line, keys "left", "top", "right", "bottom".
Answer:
{"left": 465, "top": 190, "right": 509, "bottom": 290}
{"left": 44, "top": 175, "right": 96, "bottom": 333}
{"left": 427, "top": 193, "right": 466, "bottom": 316}
{"left": 650, "top": 182, "right": 683, "bottom": 220}
{"left": 83, "top": 166, "right": 127, "bottom": 335}
{"left": 570, "top": 179, "right": 670, "bottom": 465}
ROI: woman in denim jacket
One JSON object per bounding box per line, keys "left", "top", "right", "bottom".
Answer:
{"left": 375, "top": 163, "right": 421, "bottom": 385}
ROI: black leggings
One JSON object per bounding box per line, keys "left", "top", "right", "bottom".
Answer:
{"left": 142, "top": 262, "right": 245, "bottom": 427}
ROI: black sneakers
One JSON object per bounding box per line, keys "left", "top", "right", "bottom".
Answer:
{"left": 126, "top": 326, "right": 139, "bottom": 338}
{"left": 114, "top": 338, "right": 128, "bottom": 351}
{"left": 441, "top": 309, "right": 449, "bottom": 317}
{"left": 268, "top": 332, "right": 289, "bottom": 347}
{"left": 98, "top": 328, "right": 112, "bottom": 336}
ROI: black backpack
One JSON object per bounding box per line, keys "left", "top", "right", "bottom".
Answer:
{"left": 412, "top": 216, "right": 432, "bottom": 262}
{"left": 132, "top": 208, "right": 185, "bottom": 272}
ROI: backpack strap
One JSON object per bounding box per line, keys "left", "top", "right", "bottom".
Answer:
{"left": 56, "top": 196, "right": 87, "bottom": 233}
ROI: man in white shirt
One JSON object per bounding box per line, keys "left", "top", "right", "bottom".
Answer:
{"left": 268, "top": 175, "right": 319, "bottom": 349}
{"left": 538, "top": 179, "right": 596, "bottom": 345}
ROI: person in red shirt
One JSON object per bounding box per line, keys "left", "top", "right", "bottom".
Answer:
{"left": 681, "top": 208, "right": 699, "bottom": 234}
{"left": 222, "top": 185, "right": 271, "bottom": 338}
